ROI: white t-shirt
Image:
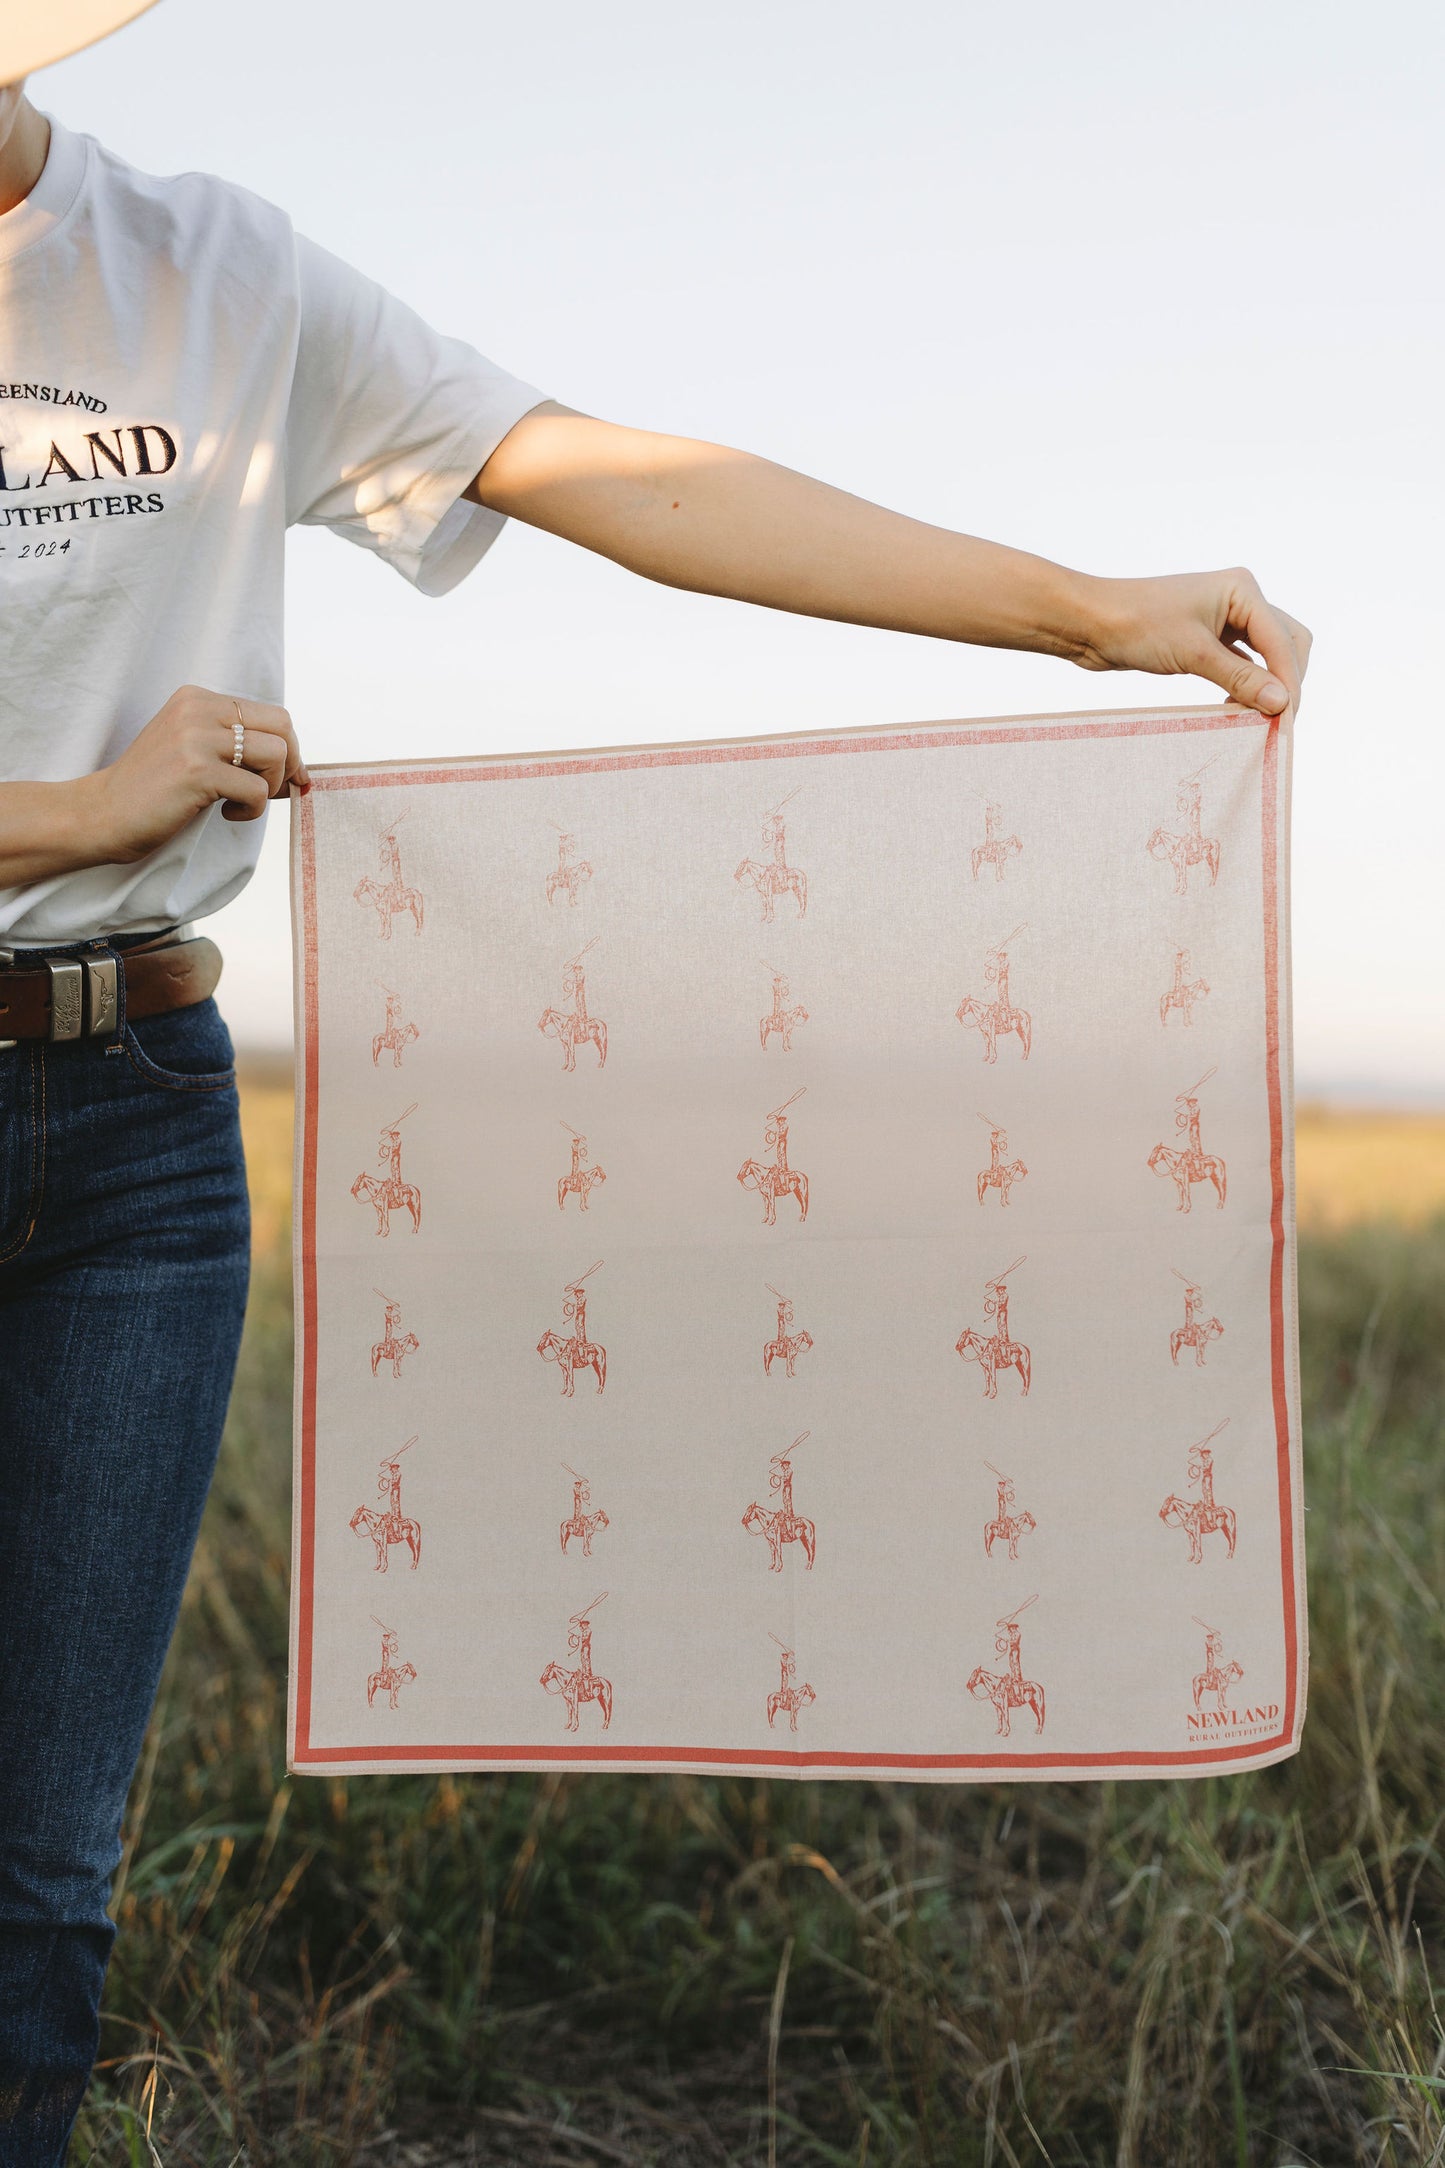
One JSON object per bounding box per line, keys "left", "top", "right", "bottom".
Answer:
{"left": 0, "top": 112, "right": 546, "bottom": 944}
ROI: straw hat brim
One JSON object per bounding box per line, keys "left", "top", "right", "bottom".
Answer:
{"left": 2, "top": 0, "right": 162, "bottom": 84}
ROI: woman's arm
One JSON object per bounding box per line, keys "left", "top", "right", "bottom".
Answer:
{"left": 6, "top": 417, "right": 1306, "bottom": 894}
{"left": 0, "top": 778, "right": 103, "bottom": 890}
{"left": 466, "top": 404, "right": 1310, "bottom": 716}
{"left": 0, "top": 687, "right": 308, "bottom": 891}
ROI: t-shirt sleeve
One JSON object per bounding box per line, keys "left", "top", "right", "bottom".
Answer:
{"left": 283, "top": 230, "right": 547, "bottom": 597}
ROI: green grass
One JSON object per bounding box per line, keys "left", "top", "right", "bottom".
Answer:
{"left": 73, "top": 1218, "right": 1445, "bottom": 2167}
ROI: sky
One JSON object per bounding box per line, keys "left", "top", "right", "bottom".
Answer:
{"left": 36, "top": 0, "right": 1444, "bottom": 1096}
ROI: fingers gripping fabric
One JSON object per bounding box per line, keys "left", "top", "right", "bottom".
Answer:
{"left": 287, "top": 705, "right": 1303, "bottom": 1781}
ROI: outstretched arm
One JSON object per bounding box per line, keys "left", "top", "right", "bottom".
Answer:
{"left": 466, "top": 403, "right": 1309, "bottom": 717}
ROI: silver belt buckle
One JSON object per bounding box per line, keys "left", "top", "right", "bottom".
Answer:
{"left": 0, "top": 945, "right": 121, "bottom": 1047}
{"left": 47, "top": 958, "right": 85, "bottom": 1040}
{"left": 83, "top": 955, "right": 119, "bottom": 1037}
{"left": 45, "top": 954, "right": 119, "bottom": 1041}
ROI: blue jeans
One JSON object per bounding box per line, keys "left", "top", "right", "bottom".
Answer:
{"left": 0, "top": 943, "right": 250, "bottom": 2167}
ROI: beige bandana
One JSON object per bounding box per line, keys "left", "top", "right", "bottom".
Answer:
{"left": 287, "top": 703, "right": 1303, "bottom": 1782}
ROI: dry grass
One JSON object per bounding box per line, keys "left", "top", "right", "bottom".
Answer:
{"left": 65, "top": 1070, "right": 1445, "bottom": 2167}
{"left": 1295, "top": 1104, "right": 1445, "bottom": 1229}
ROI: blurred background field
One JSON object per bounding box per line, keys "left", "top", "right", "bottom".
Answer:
{"left": 1295, "top": 1105, "right": 1445, "bottom": 1231}
{"left": 73, "top": 1070, "right": 1445, "bottom": 2168}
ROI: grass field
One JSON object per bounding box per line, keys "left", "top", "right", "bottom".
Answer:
{"left": 70, "top": 1079, "right": 1445, "bottom": 2167}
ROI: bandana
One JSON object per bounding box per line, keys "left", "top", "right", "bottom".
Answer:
{"left": 287, "top": 703, "right": 1302, "bottom": 1782}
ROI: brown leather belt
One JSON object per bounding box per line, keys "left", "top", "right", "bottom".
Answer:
{"left": 0, "top": 933, "right": 223, "bottom": 1044}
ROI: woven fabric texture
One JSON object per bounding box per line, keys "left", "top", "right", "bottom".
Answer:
{"left": 287, "top": 704, "right": 1303, "bottom": 1781}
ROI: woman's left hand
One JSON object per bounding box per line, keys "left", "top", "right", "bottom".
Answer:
{"left": 1070, "top": 567, "right": 1311, "bottom": 717}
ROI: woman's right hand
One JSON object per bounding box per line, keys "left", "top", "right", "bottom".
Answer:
{"left": 90, "top": 684, "right": 310, "bottom": 866}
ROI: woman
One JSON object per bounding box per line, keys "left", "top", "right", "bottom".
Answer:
{"left": 0, "top": 3, "right": 1309, "bottom": 2160}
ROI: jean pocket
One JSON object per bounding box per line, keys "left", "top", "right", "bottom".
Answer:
{"left": 124, "top": 997, "right": 238, "bottom": 1093}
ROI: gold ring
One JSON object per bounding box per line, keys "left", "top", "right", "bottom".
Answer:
{"left": 231, "top": 698, "right": 245, "bottom": 768}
